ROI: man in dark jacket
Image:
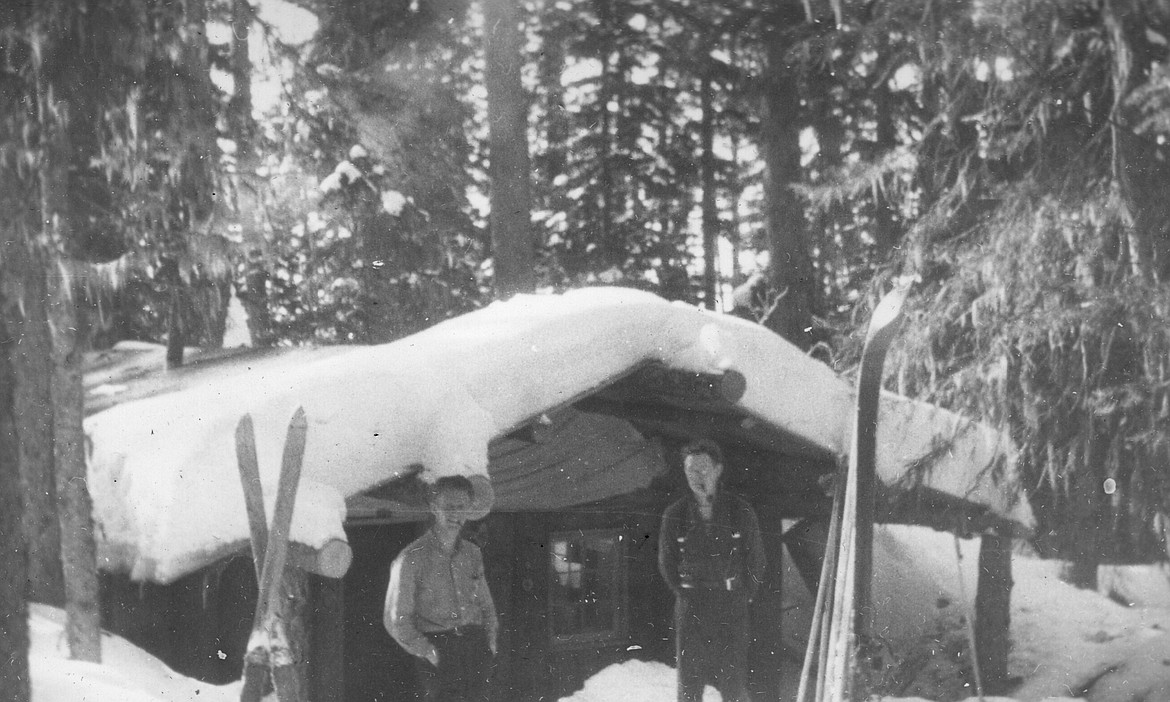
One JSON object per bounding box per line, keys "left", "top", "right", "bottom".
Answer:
{"left": 658, "top": 439, "right": 766, "bottom": 702}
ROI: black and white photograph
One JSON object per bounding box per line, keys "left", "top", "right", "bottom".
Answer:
{"left": 3, "top": 1, "right": 1170, "bottom": 701}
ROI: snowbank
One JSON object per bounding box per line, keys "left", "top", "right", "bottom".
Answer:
{"left": 1096, "top": 562, "right": 1170, "bottom": 609}
{"left": 29, "top": 604, "right": 239, "bottom": 702}
{"left": 1011, "top": 558, "right": 1170, "bottom": 702}
{"left": 559, "top": 526, "right": 1170, "bottom": 702}
{"left": 28, "top": 525, "right": 1170, "bottom": 702}
{"left": 558, "top": 660, "right": 723, "bottom": 702}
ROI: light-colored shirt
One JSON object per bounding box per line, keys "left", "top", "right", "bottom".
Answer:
{"left": 383, "top": 530, "right": 499, "bottom": 660}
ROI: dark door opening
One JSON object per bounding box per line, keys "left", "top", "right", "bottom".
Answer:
{"left": 342, "top": 521, "right": 424, "bottom": 702}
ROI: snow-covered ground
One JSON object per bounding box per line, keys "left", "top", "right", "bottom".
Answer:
{"left": 560, "top": 526, "right": 1170, "bottom": 702}
{"left": 26, "top": 526, "right": 1170, "bottom": 702}
{"left": 28, "top": 604, "right": 239, "bottom": 702}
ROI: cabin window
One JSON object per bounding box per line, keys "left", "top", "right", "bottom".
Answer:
{"left": 547, "top": 529, "right": 628, "bottom": 646}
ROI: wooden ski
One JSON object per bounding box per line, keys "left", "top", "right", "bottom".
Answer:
{"left": 802, "top": 281, "right": 910, "bottom": 702}
{"left": 236, "top": 414, "right": 268, "bottom": 578}
{"left": 851, "top": 282, "right": 909, "bottom": 643}
{"left": 235, "top": 414, "right": 270, "bottom": 702}
{"left": 237, "top": 407, "right": 309, "bottom": 702}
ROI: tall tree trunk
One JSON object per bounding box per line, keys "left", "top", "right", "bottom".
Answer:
{"left": 1064, "top": 426, "right": 1109, "bottom": 590}
{"left": 38, "top": 50, "right": 102, "bottom": 663}
{"left": 596, "top": 0, "right": 616, "bottom": 270}
{"left": 229, "top": 0, "right": 254, "bottom": 145}
{"left": 484, "top": 0, "right": 535, "bottom": 297}
{"left": 760, "top": 9, "right": 816, "bottom": 347}
{"left": 166, "top": 284, "right": 185, "bottom": 368}
{"left": 0, "top": 0, "right": 63, "bottom": 614}
{"left": 47, "top": 270, "right": 101, "bottom": 665}
{"left": 228, "top": 0, "right": 274, "bottom": 347}
{"left": 537, "top": 0, "right": 569, "bottom": 182}
{"left": 11, "top": 248, "right": 64, "bottom": 606}
{"left": 0, "top": 279, "right": 31, "bottom": 702}
{"left": 700, "top": 70, "right": 718, "bottom": 310}
{"left": 873, "top": 84, "right": 900, "bottom": 255}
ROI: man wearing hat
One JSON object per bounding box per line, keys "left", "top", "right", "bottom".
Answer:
{"left": 384, "top": 474, "right": 498, "bottom": 702}
{"left": 658, "top": 439, "right": 766, "bottom": 702}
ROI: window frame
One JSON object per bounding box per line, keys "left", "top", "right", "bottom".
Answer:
{"left": 546, "top": 527, "right": 630, "bottom": 648}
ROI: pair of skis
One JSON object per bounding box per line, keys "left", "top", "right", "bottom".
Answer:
{"left": 796, "top": 282, "right": 910, "bottom": 702}
{"left": 235, "top": 408, "right": 309, "bottom": 702}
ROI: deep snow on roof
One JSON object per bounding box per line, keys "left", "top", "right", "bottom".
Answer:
{"left": 83, "top": 287, "right": 1033, "bottom": 583}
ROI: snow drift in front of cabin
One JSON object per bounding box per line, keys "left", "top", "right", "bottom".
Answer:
{"left": 559, "top": 526, "right": 1170, "bottom": 702}
{"left": 28, "top": 604, "right": 239, "bottom": 702}
{"left": 29, "top": 526, "right": 1170, "bottom": 702}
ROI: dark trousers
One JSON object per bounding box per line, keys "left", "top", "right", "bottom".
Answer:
{"left": 675, "top": 590, "right": 752, "bottom": 702}
{"left": 416, "top": 626, "right": 494, "bottom": 702}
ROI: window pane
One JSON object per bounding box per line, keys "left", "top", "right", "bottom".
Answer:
{"left": 548, "top": 530, "right": 625, "bottom": 643}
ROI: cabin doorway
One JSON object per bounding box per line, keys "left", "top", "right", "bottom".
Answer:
{"left": 341, "top": 521, "right": 424, "bottom": 702}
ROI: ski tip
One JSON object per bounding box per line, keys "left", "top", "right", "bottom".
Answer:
{"left": 866, "top": 281, "right": 911, "bottom": 339}
{"left": 289, "top": 406, "right": 307, "bottom": 427}
{"left": 236, "top": 414, "right": 255, "bottom": 435}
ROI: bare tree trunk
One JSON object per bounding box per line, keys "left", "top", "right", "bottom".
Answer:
{"left": 760, "top": 8, "right": 816, "bottom": 347}
{"left": 484, "top": 0, "right": 535, "bottom": 297}
{"left": 227, "top": 0, "right": 275, "bottom": 346}
{"left": 873, "top": 84, "right": 900, "bottom": 255}
{"left": 228, "top": 0, "right": 254, "bottom": 145}
{"left": 0, "top": 281, "right": 31, "bottom": 702}
{"left": 700, "top": 70, "right": 718, "bottom": 310}
{"left": 596, "top": 0, "right": 617, "bottom": 270}
{"left": 38, "top": 54, "right": 102, "bottom": 663}
{"left": 46, "top": 271, "right": 102, "bottom": 663}
{"left": 9, "top": 246, "right": 64, "bottom": 606}
{"left": 166, "top": 284, "right": 185, "bottom": 368}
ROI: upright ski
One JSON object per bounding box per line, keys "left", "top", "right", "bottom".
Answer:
{"left": 797, "top": 280, "right": 910, "bottom": 702}
{"left": 237, "top": 407, "right": 309, "bottom": 702}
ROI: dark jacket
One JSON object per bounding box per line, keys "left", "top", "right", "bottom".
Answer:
{"left": 658, "top": 492, "right": 766, "bottom": 600}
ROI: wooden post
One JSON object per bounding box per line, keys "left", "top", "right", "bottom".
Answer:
{"left": 309, "top": 574, "right": 345, "bottom": 702}
{"left": 975, "top": 530, "right": 1013, "bottom": 694}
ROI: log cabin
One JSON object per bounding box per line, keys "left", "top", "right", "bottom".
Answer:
{"left": 82, "top": 287, "right": 1034, "bottom": 701}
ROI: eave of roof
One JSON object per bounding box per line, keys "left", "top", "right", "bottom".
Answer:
{"left": 82, "top": 287, "right": 1033, "bottom": 583}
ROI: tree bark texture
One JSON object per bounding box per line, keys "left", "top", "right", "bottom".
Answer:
{"left": 9, "top": 248, "right": 65, "bottom": 606}
{"left": 0, "top": 285, "right": 31, "bottom": 702}
{"left": 47, "top": 271, "right": 102, "bottom": 663}
{"left": 38, "top": 46, "right": 102, "bottom": 662}
{"left": 484, "top": 0, "right": 536, "bottom": 297}
{"left": 760, "top": 10, "right": 817, "bottom": 347}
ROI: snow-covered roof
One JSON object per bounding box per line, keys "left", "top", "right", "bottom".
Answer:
{"left": 84, "top": 287, "right": 1034, "bottom": 583}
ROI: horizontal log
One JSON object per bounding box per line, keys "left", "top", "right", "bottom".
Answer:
{"left": 289, "top": 538, "right": 352, "bottom": 579}
{"left": 602, "top": 364, "right": 748, "bottom": 407}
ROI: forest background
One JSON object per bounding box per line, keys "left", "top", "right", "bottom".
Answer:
{"left": 4, "top": 0, "right": 1170, "bottom": 695}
